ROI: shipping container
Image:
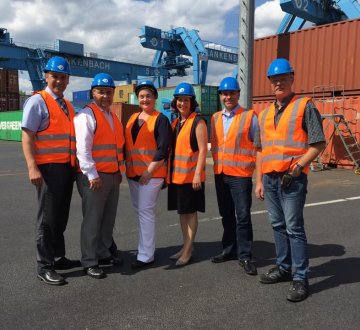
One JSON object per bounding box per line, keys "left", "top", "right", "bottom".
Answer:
{"left": 73, "top": 90, "right": 92, "bottom": 101}
{"left": 113, "top": 84, "right": 136, "bottom": 103}
{"left": 0, "top": 92, "right": 7, "bottom": 111}
{"left": 71, "top": 99, "right": 90, "bottom": 109}
{"left": 0, "top": 91, "right": 20, "bottom": 111}
{"left": 7, "top": 92, "right": 20, "bottom": 111}
{"left": 110, "top": 102, "right": 140, "bottom": 128}
{"left": 19, "top": 94, "right": 31, "bottom": 110}
{"left": 0, "top": 70, "right": 7, "bottom": 93}
{"left": 0, "top": 110, "right": 22, "bottom": 141}
{"left": 253, "top": 96, "right": 360, "bottom": 169}
{"left": 128, "top": 93, "right": 138, "bottom": 105}
{"left": 253, "top": 18, "right": 360, "bottom": 99}
{"left": 202, "top": 114, "right": 212, "bottom": 141}
{"left": 155, "top": 85, "right": 220, "bottom": 115}
{"left": 54, "top": 39, "right": 84, "bottom": 56}
{"left": 6, "top": 70, "right": 19, "bottom": 93}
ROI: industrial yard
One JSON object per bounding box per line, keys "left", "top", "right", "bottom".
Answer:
{"left": 0, "top": 140, "right": 359, "bottom": 329}
{"left": 1, "top": 0, "right": 360, "bottom": 329}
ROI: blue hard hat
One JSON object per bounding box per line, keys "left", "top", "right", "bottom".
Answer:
{"left": 267, "top": 58, "right": 294, "bottom": 78}
{"left": 91, "top": 73, "right": 115, "bottom": 89}
{"left": 174, "top": 82, "right": 195, "bottom": 97}
{"left": 135, "top": 80, "right": 158, "bottom": 98}
{"left": 44, "top": 56, "right": 71, "bottom": 75}
{"left": 218, "top": 77, "right": 240, "bottom": 92}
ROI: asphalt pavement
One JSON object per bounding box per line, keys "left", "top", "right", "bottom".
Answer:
{"left": 0, "top": 140, "right": 360, "bottom": 329}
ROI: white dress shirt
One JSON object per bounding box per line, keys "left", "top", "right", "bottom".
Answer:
{"left": 74, "top": 103, "right": 114, "bottom": 180}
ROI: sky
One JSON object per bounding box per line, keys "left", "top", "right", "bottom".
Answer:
{"left": 0, "top": 0, "right": 285, "bottom": 99}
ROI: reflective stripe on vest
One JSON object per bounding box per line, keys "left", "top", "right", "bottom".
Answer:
{"left": 259, "top": 96, "right": 309, "bottom": 174}
{"left": 125, "top": 111, "right": 167, "bottom": 178}
{"left": 34, "top": 90, "right": 76, "bottom": 165}
{"left": 87, "top": 104, "right": 125, "bottom": 173}
{"left": 170, "top": 112, "right": 205, "bottom": 184}
{"left": 211, "top": 107, "right": 256, "bottom": 177}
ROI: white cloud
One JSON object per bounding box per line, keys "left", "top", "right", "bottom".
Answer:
{"left": 1, "top": 0, "right": 283, "bottom": 99}
{"left": 255, "top": 0, "right": 284, "bottom": 38}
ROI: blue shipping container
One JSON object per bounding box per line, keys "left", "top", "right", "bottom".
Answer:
{"left": 73, "top": 90, "right": 92, "bottom": 101}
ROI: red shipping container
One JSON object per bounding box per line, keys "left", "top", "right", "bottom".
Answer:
{"left": 110, "top": 102, "right": 140, "bottom": 128}
{"left": 0, "top": 70, "right": 7, "bottom": 93}
{"left": 253, "top": 18, "right": 360, "bottom": 99}
{"left": 6, "top": 70, "right": 19, "bottom": 93}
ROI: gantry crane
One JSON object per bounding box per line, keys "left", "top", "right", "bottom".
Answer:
{"left": 139, "top": 25, "right": 238, "bottom": 87}
{"left": 0, "top": 28, "right": 170, "bottom": 91}
{"left": 277, "top": 0, "right": 360, "bottom": 33}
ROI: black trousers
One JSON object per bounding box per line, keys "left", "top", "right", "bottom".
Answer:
{"left": 36, "top": 163, "right": 74, "bottom": 272}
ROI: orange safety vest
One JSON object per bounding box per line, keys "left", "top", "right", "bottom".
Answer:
{"left": 211, "top": 107, "right": 256, "bottom": 177}
{"left": 86, "top": 104, "right": 125, "bottom": 173}
{"left": 170, "top": 112, "right": 206, "bottom": 184}
{"left": 258, "top": 95, "right": 310, "bottom": 174}
{"left": 34, "top": 90, "right": 76, "bottom": 166}
{"left": 125, "top": 111, "right": 167, "bottom": 178}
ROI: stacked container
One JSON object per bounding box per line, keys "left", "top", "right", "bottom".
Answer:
{"left": 113, "top": 84, "right": 136, "bottom": 103}
{"left": 0, "top": 69, "right": 20, "bottom": 111}
{"left": 72, "top": 90, "right": 92, "bottom": 109}
{"left": 110, "top": 103, "right": 140, "bottom": 128}
{"left": 253, "top": 18, "right": 360, "bottom": 101}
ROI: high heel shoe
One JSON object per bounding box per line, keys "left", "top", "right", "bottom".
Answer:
{"left": 169, "top": 247, "right": 194, "bottom": 261}
{"left": 169, "top": 251, "right": 182, "bottom": 261}
{"left": 175, "top": 255, "right": 193, "bottom": 268}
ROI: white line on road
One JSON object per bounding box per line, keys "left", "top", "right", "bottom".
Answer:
{"left": 168, "top": 195, "right": 360, "bottom": 227}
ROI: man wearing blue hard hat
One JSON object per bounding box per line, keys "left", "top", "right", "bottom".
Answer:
{"left": 254, "top": 58, "right": 325, "bottom": 302}
{"left": 210, "top": 76, "right": 258, "bottom": 276}
{"left": 74, "top": 73, "right": 125, "bottom": 279}
{"left": 21, "top": 56, "right": 79, "bottom": 286}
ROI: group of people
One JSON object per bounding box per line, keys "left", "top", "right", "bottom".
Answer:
{"left": 21, "top": 55, "right": 325, "bottom": 303}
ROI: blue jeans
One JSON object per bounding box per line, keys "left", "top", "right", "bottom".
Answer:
{"left": 215, "top": 174, "right": 253, "bottom": 260}
{"left": 263, "top": 172, "right": 308, "bottom": 280}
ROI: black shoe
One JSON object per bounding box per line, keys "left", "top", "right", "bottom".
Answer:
{"left": 37, "top": 270, "right": 66, "bottom": 286}
{"left": 54, "top": 257, "right": 81, "bottom": 270}
{"left": 210, "top": 253, "right": 237, "bottom": 263}
{"left": 287, "top": 280, "right": 309, "bottom": 302}
{"left": 99, "top": 255, "right": 123, "bottom": 266}
{"left": 259, "top": 266, "right": 292, "bottom": 284}
{"left": 84, "top": 266, "right": 106, "bottom": 279}
{"left": 131, "top": 260, "right": 154, "bottom": 269}
{"left": 239, "top": 260, "right": 257, "bottom": 276}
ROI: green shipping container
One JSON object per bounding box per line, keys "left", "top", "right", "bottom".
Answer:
{"left": 0, "top": 110, "right": 23, "bottom": 141}
{"left": 156, "top": 85, "right": 220, "bottom": 115}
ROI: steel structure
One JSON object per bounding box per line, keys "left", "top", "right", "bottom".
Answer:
{"left": 0, "top": 28, "right": 169, "bottom": 91}
{"left": 238, "top": 0, "right": 255, "bottom": 108}
{"left": 277, "top": 0, "right": 360, "bottom": 33}
{"left": 1, "top": 1, "right": 359, "bottom": 92}
{"left": 139, "top": 26, "right": 238, "bottom": 87}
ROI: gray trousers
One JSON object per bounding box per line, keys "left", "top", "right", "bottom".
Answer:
{"left": 76, "top": 172, "right": 120, "bottom": 268}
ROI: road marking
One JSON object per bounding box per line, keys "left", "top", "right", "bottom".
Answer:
{"left": 0, "top": 172, "right": 27, "bottom": 177}
{"left": 168, "top": 195, "right": 360, "bottom": 227}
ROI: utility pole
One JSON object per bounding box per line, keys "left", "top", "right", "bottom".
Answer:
{"left": 238, "top": 0, "right": 255, "bottom": 108}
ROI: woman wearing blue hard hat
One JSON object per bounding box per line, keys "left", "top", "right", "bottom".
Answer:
{"left": 167, "top": 82, "right": 208, "bottom": 267}
{"left": 125, "top": 80, "right": 172, "bottom": 269}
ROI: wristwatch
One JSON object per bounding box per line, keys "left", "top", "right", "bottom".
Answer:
{"left": 296, "top": 163, "right": 304, "bottom": 170}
